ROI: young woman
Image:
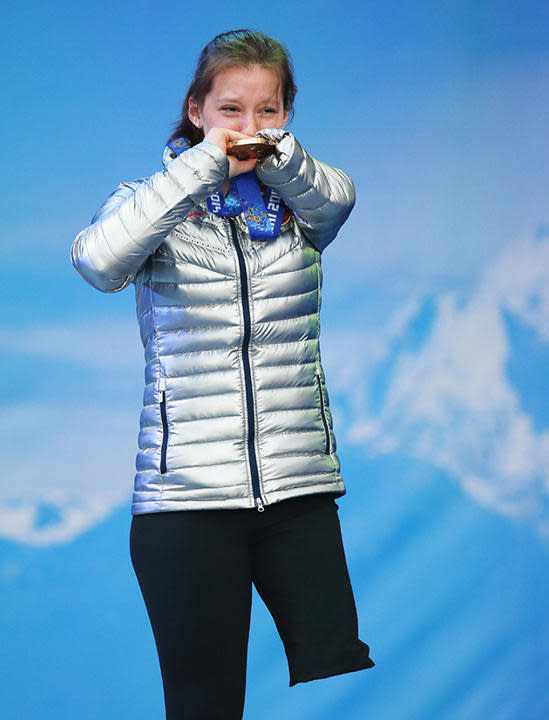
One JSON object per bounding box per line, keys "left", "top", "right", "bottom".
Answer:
{"left": 71, "top": 28, "right": 374, "bottom": 720}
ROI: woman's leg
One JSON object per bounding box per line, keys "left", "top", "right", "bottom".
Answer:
{"left": 249, "top": 494, "right": 374, "bottom": 687}
{"left": 129, "top": 509, "right": 253, "bottom": 720}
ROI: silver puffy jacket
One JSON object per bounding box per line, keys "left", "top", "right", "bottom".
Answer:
{"left": 71, "top": 132, "right": 355, "bottom": 514}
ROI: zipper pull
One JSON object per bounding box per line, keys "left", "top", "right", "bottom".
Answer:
{"left": 159, "top": 376, "right": 166, "bottom": 392}
{"left": 256, "top": 497, "right": 265, "bottom": 512}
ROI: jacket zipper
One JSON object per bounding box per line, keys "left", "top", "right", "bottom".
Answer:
{"left": 159, "top": 376, "right": 169, "bottom": 474}
{"left": 228, "top": 218, "right": 265, "bottom": 512}
{"left": 315, "top": 362, "right": 332, "bottom": 455}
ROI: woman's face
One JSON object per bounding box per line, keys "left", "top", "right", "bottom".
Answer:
{"left": 189, "top": 64, "right": 288, "bottom": 138}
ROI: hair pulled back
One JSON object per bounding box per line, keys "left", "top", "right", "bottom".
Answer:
{"left": 168, "top": 29, "right": 297, "bottom": 146}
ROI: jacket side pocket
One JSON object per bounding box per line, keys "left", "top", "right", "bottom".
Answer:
{"left": 159, "top": 377, "right": 169, "bottom": 474}
{"left": 315, "top": 362, "right": 332, "bottom": 455}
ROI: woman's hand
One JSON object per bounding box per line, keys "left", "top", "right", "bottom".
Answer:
{"left": 204, "top": 128, "right": 258, "bottom": 178}
{"left": 254, "top": 128, "right": 293, "bottom": 169}
{"left": 255, "top": 128, "right": 291, "bottom": 145}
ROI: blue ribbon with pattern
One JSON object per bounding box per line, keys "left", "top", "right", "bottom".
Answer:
{"left": 167, "top": 137, "right": 286, "bottom": 241}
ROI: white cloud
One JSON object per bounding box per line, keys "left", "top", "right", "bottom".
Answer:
{"left": 484, "top": 232, "right": 549, "bottom": 341}
{"left": 0, "top": 316, "right": 145, "bottom": 545}
{"left": 324, "top": 233, "right": 549, "bottom": 539}
{"left": 0, "top": 403, "right": 136, "bottom": 546}
{"left": 0, "top": 320, "right": 142, "bottom": 546}
{"left": 0, "top": 321, "right": 142, "bottom": 371}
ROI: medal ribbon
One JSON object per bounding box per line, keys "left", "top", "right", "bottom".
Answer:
{"left": 167, "top": 137, "right": 286, "bottom": 241}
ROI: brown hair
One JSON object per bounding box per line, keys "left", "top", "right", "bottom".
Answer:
{"left": 167, "top": 29, "right": 297, "bottom": 146}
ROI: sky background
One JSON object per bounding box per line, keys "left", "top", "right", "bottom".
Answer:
{"left": 2, "top": 0, "right": 549, "bottom": 718}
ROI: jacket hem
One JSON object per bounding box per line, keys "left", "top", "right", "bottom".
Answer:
{"left": 131, "top": 481, "right": 346, "bottom": 515}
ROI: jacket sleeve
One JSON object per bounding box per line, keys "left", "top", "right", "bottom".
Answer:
{"left": 255, "top": 132, "right": 356, "bottom": 253}
{"left": 70, "top": 141, "right": 229, "bottom": 293}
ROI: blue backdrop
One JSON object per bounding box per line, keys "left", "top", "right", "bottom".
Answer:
{"left": 2, "top": 1, "right": 548, "bottom": 718}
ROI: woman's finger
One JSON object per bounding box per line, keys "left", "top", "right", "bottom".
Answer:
{"left": 228, "top": 155, "right": 258, "bottom": 178}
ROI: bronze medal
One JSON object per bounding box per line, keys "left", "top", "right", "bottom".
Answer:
{"left": 227, "top": 138, "right": 277, "bottom": 161}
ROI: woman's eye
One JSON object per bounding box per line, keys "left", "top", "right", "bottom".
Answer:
{"left": 221, "top": 106, "right": 238, "bottom": 112}
{"left": 263, "top": 108, "right": 276, "bottom": 114}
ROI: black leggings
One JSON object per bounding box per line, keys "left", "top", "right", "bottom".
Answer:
{"left": 130, "top": 492, "right": 374, "bottom": 719}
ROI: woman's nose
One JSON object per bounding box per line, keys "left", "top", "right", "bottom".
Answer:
{"left": 242, "top": 115, "right": 259, "bottom": 137}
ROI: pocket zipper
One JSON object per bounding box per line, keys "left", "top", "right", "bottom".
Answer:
{"left": 315, "top": 363, "right": 332, "bottom": 455}
{"left": 159, "top": 376, "right": 169, "bottom": 474}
